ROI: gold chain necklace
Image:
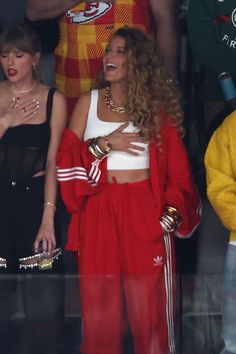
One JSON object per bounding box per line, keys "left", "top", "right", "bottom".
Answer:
{"left": 104, "top": 86, "right": 125, "bottom": 114}
{"left": 11, "top": 80, "right": 37, "bottom": 94}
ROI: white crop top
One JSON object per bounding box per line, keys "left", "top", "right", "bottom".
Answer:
{"left": 84, "top": 90, "right": 150, "bottom": 170}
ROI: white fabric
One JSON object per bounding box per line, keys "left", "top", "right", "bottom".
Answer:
{"left": 84, "top": 90, "right": 150, "bottom": 170}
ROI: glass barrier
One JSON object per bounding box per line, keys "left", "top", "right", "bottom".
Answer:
{"left": 0, "top": 272, "right": 227, "bottom": 354}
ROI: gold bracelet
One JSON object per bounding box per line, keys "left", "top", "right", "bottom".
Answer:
{"left": 160, "top": 205, "right": 182, "bottom": 233}
{"left": 160, "top": 215, "right": 176, "bottom": 233}
{"left": 95, "top": 142, "right": 105, "bottom": 156}
{"left": 160, "top": 219, "right": 172, "bottom": 234}
{"left": 90, "top": 138, "right": 104, "bottom": 158}
{"left": 44, "top": 201, "right": 56, "bottom": 211}
{"left": 88, "top": 138, "right": 103, "bottom": 159}
{"left": 88, "top": 137, "right": 111, "bottom": 159}
{"left": 88, "top": 142, "right": 100, "bottom": 158}
{"left": 164, "top": 205, "right": 182, "bottom": 226}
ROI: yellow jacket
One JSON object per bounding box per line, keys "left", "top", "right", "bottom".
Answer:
{"left": 205, "top": 111, "right": 236, "bottom": 241}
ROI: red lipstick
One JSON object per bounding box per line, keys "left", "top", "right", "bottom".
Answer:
{"left": 7, "top": 69, "right": 17, "bottom": 77}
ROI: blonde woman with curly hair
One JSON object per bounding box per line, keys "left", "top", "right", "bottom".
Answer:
{"left": 57, "top": 26, "right": 201, "bottom": 354}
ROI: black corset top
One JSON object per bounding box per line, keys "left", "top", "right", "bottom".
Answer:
{"left": 0, "top": 88, "right": 56, "bottom": 181}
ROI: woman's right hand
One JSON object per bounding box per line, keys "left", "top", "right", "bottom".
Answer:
{"left": 1, "top": 97, "right": 40, "bottom": 129}
{"left": 106, "top": 122, "right": 148, "bottom": 156}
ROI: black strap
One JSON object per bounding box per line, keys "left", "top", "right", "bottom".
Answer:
{"left": 46, "top": 87, "right": 57, "bottom": 123}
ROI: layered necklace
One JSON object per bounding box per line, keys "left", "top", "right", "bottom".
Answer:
{"left": 11, "top": 80, "right": 37, "bottom": 94}
{"left": 104, "top": 86, "right": 125, "bottom": 114}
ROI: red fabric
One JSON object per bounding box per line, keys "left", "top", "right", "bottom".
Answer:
{"left": 78, "top": 179, "right": 168, "bottom": 275}
{"left": 56, "top": 118, "right": 201, "bottom": 354}
{"left": 57, "top": 123, "right": 201, "bottom": 252}
{"left": 79, "top": 274, "right": 172, "bottom": 354}
{"left": 78, "top": 180, "right": 175, "bottom": 354}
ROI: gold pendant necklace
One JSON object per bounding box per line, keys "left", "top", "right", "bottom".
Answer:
{"left": 11, "top": 80, "right": 37, "bottom": 94}
{"left": 104, "top": 86, "right": 125, "bottom": 114}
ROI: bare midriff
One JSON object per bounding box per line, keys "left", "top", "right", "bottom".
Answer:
{"left": 107, "top": 169, "right": 150, "bottom": 184}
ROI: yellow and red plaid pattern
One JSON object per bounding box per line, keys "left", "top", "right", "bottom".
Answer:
{"left": 55, "top": 0, "right": 152, "bottom": 116}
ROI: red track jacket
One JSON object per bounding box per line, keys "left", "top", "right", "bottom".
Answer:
{"left": 57, "top": 121, "right": 201, "bottom": 252}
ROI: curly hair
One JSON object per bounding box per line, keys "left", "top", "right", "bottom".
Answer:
{"left": 94, "top": 25, "right": 184, "bottom": 139}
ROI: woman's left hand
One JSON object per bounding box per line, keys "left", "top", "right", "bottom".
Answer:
{"left": 34, "top": 222, "right": 56, "bottom": 254}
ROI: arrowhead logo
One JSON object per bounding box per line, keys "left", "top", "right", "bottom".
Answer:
{"left": 67, "top": 2, "right": 112, "bottom": 24}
